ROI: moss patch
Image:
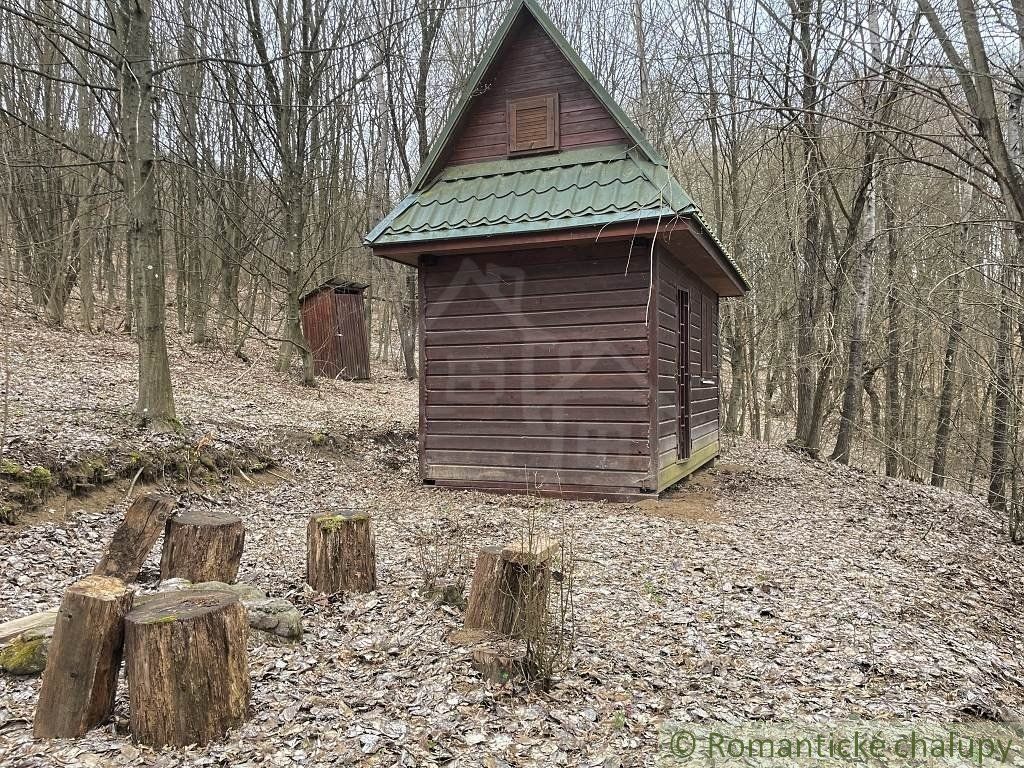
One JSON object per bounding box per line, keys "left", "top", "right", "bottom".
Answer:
{"left": 3, "top": 440, "right": 277, "bottom": 525}
{"left": 0, "top": 458, "right": 26, "bottom": 480}
{"left": 27, "top": 466, "right": 53, "bottom": 493}
{"left": 0, "top": 635, "right": 48, "bottom": 675}
{"left": 318, "top": 512, "right": 368, "bottom": 530}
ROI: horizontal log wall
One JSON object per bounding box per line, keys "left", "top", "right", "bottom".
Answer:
{"left": 655, "top": 247, "right": 721, "bottom": 488}
{"left": 443, "top": 16, "right": 629, "bottom": 166}
{"left": 421, "top": 244, "right": 653, "bottom": 497}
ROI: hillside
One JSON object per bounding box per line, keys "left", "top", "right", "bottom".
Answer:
{"left": 1, "top": 313, "right": 1023, "bottom": 767}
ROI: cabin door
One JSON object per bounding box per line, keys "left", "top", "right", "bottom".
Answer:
{"left": 677, "top": 289, "right": 691, "bottom": 460}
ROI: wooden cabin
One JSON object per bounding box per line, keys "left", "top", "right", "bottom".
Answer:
{"left": 366, "top": 0, "right": 749, "bottom": 500}
{"left": 299, "top": 278, "right": 371, "bottom": 380}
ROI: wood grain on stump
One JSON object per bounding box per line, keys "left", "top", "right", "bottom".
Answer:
{"left": 465, "top": 538, "right": 560, "bottom": 637}
{"left": 306, "top": 510, "right": 376, "bottom": 593}
{"left": 94, "top": 492, "right": 176, "bottom": 582}
{"left": 160, "top": 510, "right": 245, "bottom": 583}
{"left": 33, "top": 575, "right": 134, "bottom": 738}
{"left": 124, "top": 590, "right": 250, "bottom": 747}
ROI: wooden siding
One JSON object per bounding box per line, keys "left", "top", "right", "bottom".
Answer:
{"left": 421, "top": 244, "right": 653, "bottom": 498}
{"left": 443, "top": 16, "right": 629, "bottom": 166}
{"left": 654, "top": 246, "right": 720, "bottom": 488}
{"left": 300, "top": 289, "right": 371, "bottom": 380}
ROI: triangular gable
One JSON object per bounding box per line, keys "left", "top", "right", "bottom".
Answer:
{"left": 412, "top": 0, "right": 665, "bottom": 191}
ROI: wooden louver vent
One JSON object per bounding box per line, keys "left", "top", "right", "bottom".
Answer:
{"left": 507, "top": 94, "right": 559, "bottom": 155}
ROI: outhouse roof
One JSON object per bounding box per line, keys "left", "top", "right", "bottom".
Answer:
{"left": 299, "top": 277, "right": 369, "bottom": 305}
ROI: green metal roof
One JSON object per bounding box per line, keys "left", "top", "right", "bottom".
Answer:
{"left": 365, "top": 0, "right": 751, "bottom": 294}
{"left": 366, "top": 146, "right": 693, "bottom": 246}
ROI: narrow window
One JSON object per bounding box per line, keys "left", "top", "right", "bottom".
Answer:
{"left": 701, "top": 293, "right": 715, "bottom": 378}
{"left": 507, "top": 93, "right": 559, "bottom": 155}
{"left": 678, "top": 290, "right": 691, "bottom": 460}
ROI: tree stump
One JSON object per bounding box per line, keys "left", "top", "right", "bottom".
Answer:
{"left": 160, "top": 510, "right": 245, "bottom": 583}
{"left": 124, "top": 590, "right": 250, "bottom": 747}
{"left": 306, "top": 510, "right": 376, "bottom": 593}
{"left": 94, "top": 492, "right": 176, "bottom": 582}
{"left": 33, "top": 575, "right": 134, "bottom": 738}
{"left": 465, "top": 538, "right": 561, "bottom": 637}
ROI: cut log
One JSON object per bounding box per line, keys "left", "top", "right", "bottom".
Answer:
{"left": 33, "top": 575, "right": 134, "bottom": 738}
{"left": 465, "top": 538, "right": 561, "bottom": 637}
{"left": 501, "top": 537, "right": 561, "bottom": 566}
{"left": 1, "top": 581, "right": 301, "bottom": 677}
{"left": 93, "top": 492, "right": 176, "bottom": 582}
{"left": 0, "top": 610, "right": 57, "bottom": 647}
{"left": 160, "top": 510, "right": 245, "bottom": 583}
{"left": 124, "top": 590, "right": 250, "bottom": 747}
{"left": 306, "top": 510, "right": 376, "bottom": 593}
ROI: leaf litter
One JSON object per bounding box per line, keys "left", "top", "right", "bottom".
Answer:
{"left": 1, "top": 311, "right": 1023, "bottom": 766}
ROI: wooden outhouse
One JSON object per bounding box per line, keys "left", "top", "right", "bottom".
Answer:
{"left": 299, "top": 278, "right": 371, "bottom": 381}
{"left": 367, "top": 0, "right": 749, "bottom": 500}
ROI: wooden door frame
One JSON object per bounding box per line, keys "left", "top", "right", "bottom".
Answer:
{"left": 677, "top": 289, "right": 691, "bottom": 460}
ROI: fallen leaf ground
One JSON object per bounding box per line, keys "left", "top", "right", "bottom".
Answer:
{"left": 2, "top": 309, "right": 1023, "bottom": 767}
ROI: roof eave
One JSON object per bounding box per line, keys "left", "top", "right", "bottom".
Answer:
{"left": 371, "top": 215, "right": 687, "bottom": 265}
{"left": 370, "top": 206, "right": 677, "bottom": 248}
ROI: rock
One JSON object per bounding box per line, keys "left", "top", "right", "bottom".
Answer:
{"left": 0, "top": 631, "right": 49, "bottom": 675}
{"left": 245, "top": 598, "right": 303, "bottom": 641}
{"left": 154, "top": 577, "right": 192, "bottom": 592}
{"left": 434, "top": 580, "right": 467, "bottom": 609}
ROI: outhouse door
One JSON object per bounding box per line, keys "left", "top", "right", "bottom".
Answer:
{"left": 677, "top": 289, "right": 691, "bottom": 460}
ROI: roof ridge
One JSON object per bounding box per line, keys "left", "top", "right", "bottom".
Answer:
{"left": 436, "top": 145, "right": 633, "bottom": 182}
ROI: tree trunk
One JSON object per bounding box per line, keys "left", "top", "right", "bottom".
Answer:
{"left": 793, "top": 0, "right": 824, "bottom": 451}
{"left": 93, "top": 493, "right": 176, "bottom": 582}
{"left": 124, "top": 591, "right": 250, "bottom": 747}
{"left": 33, "top": 576, "right": 133, "bottom": 738}
{"left": 276, "top": 260, "right": 314, "bottom": 385}
{"left": 883, "top": 185, "right": 902, "bottom": 477}
{"left": 160, "top": 511, "right": 245, "bottom": 583}
{"left": 988, "top": 276, "right": 1015, "bottom": 510}
{"left": 306, "top": 511, "right": 377, "bottom": 593}
{"left": 398, "top": 266, "right": 418, "bottom": 380}
{"left": 109, "top": 0, "right": 177, "bottom": 431}
{"left": 723, "top": 310, "right": 745, "bottom": 435}
{"left": 831, "top": 237, "right": 873, "bottom": 463}
{"left": 931, "top": 272, "right": 963, "bottom": 487}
